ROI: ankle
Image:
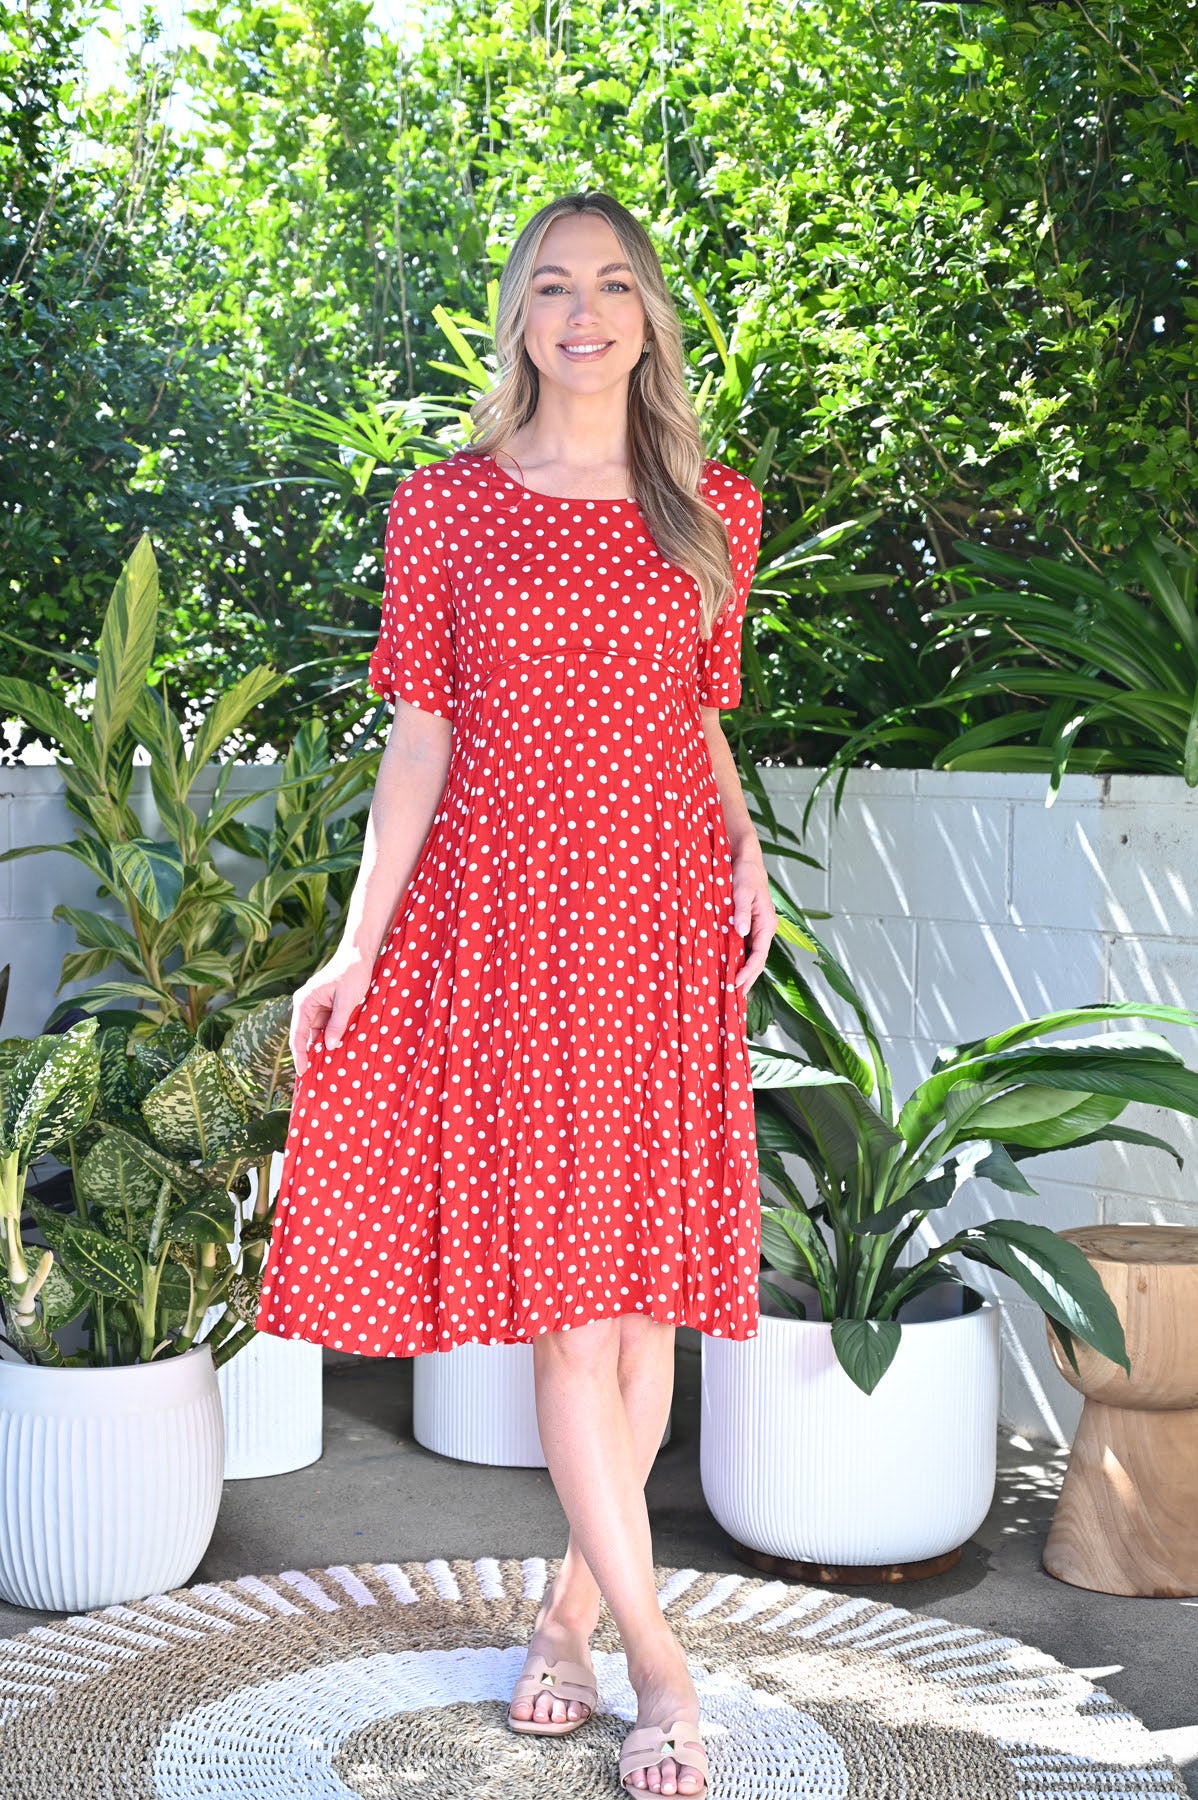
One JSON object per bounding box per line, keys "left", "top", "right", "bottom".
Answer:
{"left": 536, "top": 1605, "right": 597, "bottom": 1648}
{"left": 625, "top": 1626, "right": 691, "bottom": 1692}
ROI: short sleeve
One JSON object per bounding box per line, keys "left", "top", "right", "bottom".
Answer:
{"left": 697, "top": 470, "right": 763, "bottom": 710}
{"left": 367, "top": 473, "right": 456, "bottom": 720}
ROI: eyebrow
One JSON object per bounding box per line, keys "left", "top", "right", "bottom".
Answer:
{"left": 531, "top": 261, "right": 634, "bottom": 278}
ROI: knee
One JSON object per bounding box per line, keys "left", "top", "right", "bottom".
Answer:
{"left": 533, "top": 1317, "right": 622, "bottom": 1379}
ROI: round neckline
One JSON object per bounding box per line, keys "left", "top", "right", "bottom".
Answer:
{"left": 478, "top": 451, "right": 640, "bottom": 507}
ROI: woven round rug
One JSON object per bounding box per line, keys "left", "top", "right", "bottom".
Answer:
{"left": 0, "top": 1556, "right": 1184, "bottom": 1798}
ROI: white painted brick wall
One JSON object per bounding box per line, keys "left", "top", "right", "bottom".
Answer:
{"left": 3, "top": 763, "right": 1196, "bottom": 1445}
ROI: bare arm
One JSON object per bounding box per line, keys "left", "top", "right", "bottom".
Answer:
{"left": 700, "top": 706, "right": 776, "bottom": 990}
{"left": 337, "top": 701, "right": 454, "bottom": 961}
{"left": 289, "top": 700, "right": 453, "bottom": 1072}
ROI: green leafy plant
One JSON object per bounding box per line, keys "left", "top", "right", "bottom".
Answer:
{"left": 0, "top": 533, "right": 376, "bottom": 1028}
{"left": 810, "top": 534, "right": 1198, "bottom": 818}
{"left": 750, "top": 887, "right": 1198, "bottom": 1395}
{"left": 0, "top": 998, "right": 294, "bottom": 1369}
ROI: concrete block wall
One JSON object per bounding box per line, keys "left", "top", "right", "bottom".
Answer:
{"left": 3, "top": 762, "right": 1195, "bottom": 1443}
{"left": 758, "top": 767, "right": 1198, "bottom": 1445}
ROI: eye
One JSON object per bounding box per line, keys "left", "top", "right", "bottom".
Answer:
{"left": 534, "top": 281, "right": 632, "bottom": 294}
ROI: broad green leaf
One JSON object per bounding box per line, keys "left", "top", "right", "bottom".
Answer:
{"left": 76, "top": 1133, "right": 164, "bottom": 1214}
{"left": 219, "top": 995, "right": 294, "bottom": 1108}
{"left": 51, "top": 905, "right": 142, "bottom": 963}
{"left": 945, "top": 1003, "right": 1198, "bottom": 1065}
{"left": 171, "top": 954, "right": 237, "bottom": 990}
{"left": 830, "top": 1318, "right": 902, "bottom": 1395}
{"left": 957, "top": 1220, "right": 1129, "bottom": 1372}
{"left": 199, "top": 1109, "right": 292, "bottom": 1169}
{"left": 749, "top": 1047, "right": 818, "bottom": 1089}
{"left": 185, "top": 665, "right": 289, "bottom": 784}
{"left": 36, "top": 1257, "right": 92, "bottom": 1332}
{"left": 780, "top": 1069, "right": 902, "bottom": 1185}
{"left": 129, "top": 1022, "right": 194, "bottom": 1092}
{"left": 850, "top": 1164, "right": 956, "bottom": 1235}
{"left": 93, "top": 533, "right": 159, "bottom": 773}
{"left": 760, "top": 1206, "right": 835, "bottom": 1307}
{"left": 967, "top": 1141, "right": 1039, "bottom": 1196}
{"left": 96, "top": 1123, "right": 211, "bottom": 1200}
{"left": 4, "top": 1021, "right": 100, "bottom": 1163}
{"left": 140, "top": 1045, "right": 249, "bottom": 1161}
{"left": 164, "top": 1193, "right": 237, "bottom": 1247}
{"left": 965, "top": 1086, "right": 1104, "bottom": 1135}
{"left": 54, "top": 1223, "right": 143, "bottom": 1302}
{"left": 110, "top": 840, "right": 186, "bottom": 920}
{"left": 0, "top": 679, "right": 101, "bottom": 781}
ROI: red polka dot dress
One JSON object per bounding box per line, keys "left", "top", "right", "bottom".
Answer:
{"left": 254, "top": 448, "right": 764, "bottom": 1356}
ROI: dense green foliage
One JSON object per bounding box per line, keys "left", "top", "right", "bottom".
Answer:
{"left": 2, "top": 0, "right": 1195, "bottom": 768}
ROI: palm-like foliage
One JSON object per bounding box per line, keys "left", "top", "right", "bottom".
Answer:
{"left": 750, "top": 884, "right": 1198, "bottom": 1394}
{"left": 814, "top": 535, "right": 1198, "bottom": 815}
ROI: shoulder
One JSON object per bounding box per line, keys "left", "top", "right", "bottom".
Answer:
{"left": 699, "top": 457, "right": 762, "bottom": 520}
{"left": 699, "top": 457, "right": 763, "bottom": 534}
{"left": 387, "top": 450, "right": 494, "bottom": 524}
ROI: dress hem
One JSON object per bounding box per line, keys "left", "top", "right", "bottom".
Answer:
{"left": 254, "top": 1303, "right": 760, "bottom": 1359}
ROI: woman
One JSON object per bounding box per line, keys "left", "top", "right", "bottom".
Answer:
{"left": 255, "top": 189, "right": 774, "bottom": 1799}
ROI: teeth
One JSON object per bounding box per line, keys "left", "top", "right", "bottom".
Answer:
{"left": 562, "top": 343, "right": 610, "bottom": 356}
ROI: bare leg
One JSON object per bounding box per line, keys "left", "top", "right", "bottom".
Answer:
{"left": 524, "top": 1314, "right": 706, "bottom": 1797}
{"left": 509, "top": 1311, "right": 675, "bottom": 1724}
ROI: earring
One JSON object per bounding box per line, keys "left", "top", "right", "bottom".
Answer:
{"left": 641, "top": 342, "right": 651, "bottom": 356}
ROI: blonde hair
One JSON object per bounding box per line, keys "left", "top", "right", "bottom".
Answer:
{"left": 461, "top": 190, "right": 735, "bottom": 640}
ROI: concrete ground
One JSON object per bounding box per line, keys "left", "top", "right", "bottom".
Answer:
{"left": 2, "top": 1329, "right": 1195, "bottom": 1794}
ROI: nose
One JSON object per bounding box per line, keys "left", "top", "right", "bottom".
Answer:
{"left": 567, "top": 286, "right": 601, "bottom": 327}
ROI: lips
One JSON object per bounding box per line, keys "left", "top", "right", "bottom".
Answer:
{"left": 559, "top": 341, "right": 614, "bottom": 357}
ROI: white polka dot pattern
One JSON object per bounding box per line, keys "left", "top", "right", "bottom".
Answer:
{"left": 254, "top": 450, "right": 765, "bottom": 1356}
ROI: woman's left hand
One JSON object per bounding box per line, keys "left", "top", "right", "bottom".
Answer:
{"left": 731, "top": 848, "right": 776, "bottom": 990}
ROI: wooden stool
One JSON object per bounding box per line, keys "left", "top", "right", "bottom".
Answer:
{"left": 1043, "top": 1224, "right": 1198, "bottom": 1598}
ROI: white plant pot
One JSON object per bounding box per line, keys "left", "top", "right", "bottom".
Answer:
{"left": 202, "top": 1303, "right": 323, "bottom": 1479}
{"left": 413, "top": 1340, "right": 672, "bottom": 1467}
{"left": 0, "top": 1343, "right": 224, "bottom": 1612}
{"left": 700, "top": 1289, "right": 1000, "bottom": 1566}
{"left": 199, "top": 1154, "right": 323, "bottom": 1479}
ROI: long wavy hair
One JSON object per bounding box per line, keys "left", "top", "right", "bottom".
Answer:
{"left": 462, "top": 191, "right": 735, "bottom": 640}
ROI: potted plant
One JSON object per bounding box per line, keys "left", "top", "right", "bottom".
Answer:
{"left": 0, "top": 994, "right": 296, "bottom": 1610}
{"left": 0, "top": 533, "right": 382, "bottom": 1478}
{"left": 701, "top": 886, "right": 1198, "bottom": 1579}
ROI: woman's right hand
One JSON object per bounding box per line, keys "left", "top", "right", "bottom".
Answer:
{"left": 289, "top": 948, "right": 374, "bottom": 1078}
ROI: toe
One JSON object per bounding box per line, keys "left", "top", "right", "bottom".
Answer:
{"left": 678, "top": 1767, "right": 703, "bottom": 1795}
{"left": 508, "top": 1697, "right": 533, "bottom": 1721}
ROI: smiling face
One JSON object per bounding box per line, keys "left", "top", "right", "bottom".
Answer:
{"left": 521, "top": 211, "right": 650, "bottom": 394}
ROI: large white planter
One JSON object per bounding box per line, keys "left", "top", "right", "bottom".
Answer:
{"left": 202, "top": 1303, "right": 323, "bottom": 1479}
{"left": 199, "top": 1153, "right": 324, "bottom": 1479}
{"left": 0, "top": 1343, "right": 224, "bottom": 1611}
{"left": 414, "top": 1340, "right": 672, "bottom": 1467}
{"left": 700, "top": 1291, "right": 1000, "bottom": 1567}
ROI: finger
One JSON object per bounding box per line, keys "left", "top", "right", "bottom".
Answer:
{"left": 324, "top": 1005, "right": 354, "bottom": 1050}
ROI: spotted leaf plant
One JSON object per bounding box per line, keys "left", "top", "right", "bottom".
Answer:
{"left": 749, "top": 886, "right": 1198, "bottom": 1395}
{"left": 0, "top": 996, "right": 294, "bottom": 1369}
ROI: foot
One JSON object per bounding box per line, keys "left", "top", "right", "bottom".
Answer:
{"left": 622, "top": 1636, "right": 705, "bottom": 1795}
{"left": 508, "top": 1577, "right": 599, "bottom": 1728}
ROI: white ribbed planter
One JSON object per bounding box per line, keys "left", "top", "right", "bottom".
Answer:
{"left": 413, "top": 1340, "right": 672, "bottom": 1467}
{"left": 700, "top": 1291, "right": 1000, "bottom": 1566}
{"left": 201, "top": 1303, "right": 323, "bottom": 1479}
{"left": 199, "top": 1153, "right": 323, "bottom": 1479}
{"left": 0, "top": 1343, "right": 224, "bottom": 1612}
